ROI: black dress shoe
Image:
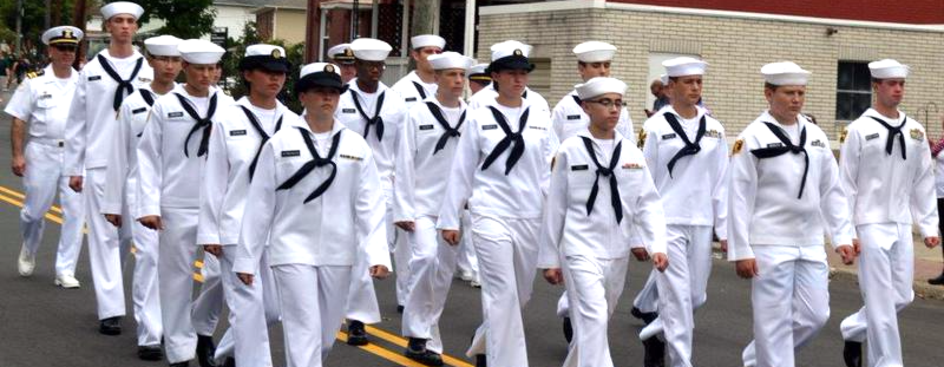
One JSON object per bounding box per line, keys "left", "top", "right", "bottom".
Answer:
{"left": 347, "top": 320, "right": 369, "bottom": 346}
{"left": 643, "top": 337, "right": 666, "bottom": 367}
{"left": 631, "top": 307, "right": 659, "bottom": 325}
{"left": 397, "top": 305, "right": 405, "bottom": 313}
{"left": 221, "top": 357, "right": 235, "bottom": 367}
{"left": 562, "top": 317, "right": 573, "bottom": 343}
{"left": 404, "top": 338, "right": 444, "bottom": 366}
{"left": 843, "top": 341, "right": 862, "bottom": 367}
{"left": 196, "top": 335, "right": 217, "bottom": 367}
{"left": 138, "top": 345, "right": 164, "bottom": 361}
{"left": 99, "top": 316, "right": 122, "bottom": 336}
{"left": 929, "top": 272, "right": 944, "bottom": 285}
{"left": 475, "top": 354, "right": 487, "bottom": 367}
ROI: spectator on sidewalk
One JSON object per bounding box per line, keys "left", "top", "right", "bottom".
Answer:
{"left": 930, "top": 114, "right": 944, "bottom": 285}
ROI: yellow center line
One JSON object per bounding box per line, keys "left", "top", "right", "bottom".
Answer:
{"left": 366, "top": 325, "right": 475, "bottom": 367}
{"left": 0, "top": 185, "right": 62, "bottom": 214}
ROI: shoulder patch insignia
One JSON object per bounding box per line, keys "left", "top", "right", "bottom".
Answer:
{"left": 731, "top": 139, "right": 744, "bottom": 155}
{"left": 839, "top": 127, "right": 848, "bottom": 144}
{"left": 637, "top": 130, "right": 647, "bottom": 149}
{"left": 910, "top": 128, "right": 924, "bottom": 141}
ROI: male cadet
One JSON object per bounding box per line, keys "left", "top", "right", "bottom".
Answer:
{"left": 136, "top": 39, "right": 233, "bottom": 367}
{"left": 634, "top": 57, "right": 727, "bottom": 367}
{"left": 838, "top": 59, "right": 940, "bottom": 367}
{"left": 392, "top": 35, "right": 445, "bottom": 108}
{"left": 235, "top": 62, "right": 390, "bottom": 367}
{"left": 64, "top": 1, "right": 152, "bottom": 335}
{"left": 728, "top": 62, "right": 856, "bottom": 367}
{"left": 394, "top": 51, "right": 475, "bottom": 365}
{"left": 6, "top": 25, "right": 86, "bottom": 288}
{"left": 335, "top": 37, "right": 407, "bottom": 345}
{"left": 467, "top": 63, "right": 490, "bottom": 95}
{"left": 199, "top": 44, "right": 295, "bottom": 367}
{"left": 101, "top": 35, "right": 182, "bottom": 361}
{"left": 328, "top": 43, "right": 357, "bottom": 84}
{"left": 454, "top": 62, "right": 490, "bottom": 289}
{"left": 467, "top": 40, "right": 551, "bottom": 116}
{"left": 539, "top": 77, "right": 668, "bottom": 367}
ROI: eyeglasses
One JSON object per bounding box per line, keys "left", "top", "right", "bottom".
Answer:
{"left": 586, "top": 98, "right": 626, "bottom": 109}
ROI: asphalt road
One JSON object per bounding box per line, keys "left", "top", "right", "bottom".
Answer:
{"left": 0, "top": 87, "right": 941, "bottom": 367}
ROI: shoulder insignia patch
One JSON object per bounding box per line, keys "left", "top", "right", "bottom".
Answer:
{"left": 839, "top": 127, "right": 848, "bottom": 144}
{"left": 731, "top": 139, "right": 744, "bottom": 156}
{"left": 637, "top": 130, "right": 647, "bottom": 149}
{"left": 910, "top": 128, "right": 924, "bottom": 141}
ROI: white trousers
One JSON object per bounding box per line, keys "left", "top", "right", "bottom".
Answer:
{"left": 632, "top": 268, "right": 660, "bottom": 314}
{"left": 158, "top": 207, "right": 203, "bottom": 363}
{"left": 128, "top": 205, "right": 162, "bottom": 347}
{"left": 192, "top": 253, "right": 224, "bottom": 337}
{"left": 273, "top": 264, "right": 351, "bottom": 367}
{"left": 20, "top": 141, "right": 86, "bottom": 276}
{"left": 561, "top": 255, "right": 629, "bottom": 367}
{"left": 344, "top": 187, "right": 391, "bottom": 324}
{"left": 390, "top": 190, "right": 412, "bottom": 307}
{"left": 456, "top": 209, "right": 480, "bottom": 282}
{"left": 401, "top": 216, "right": 461, "bottom": 353}
{"left": 741, "top": 245, "right": 830, "bottom": 367}
{"left": 85, "top": 167, "right": 129, "bottom": 319}
{"left": 465, "top": 215, "right": 539, "bottom": 367}
{"left": 212, "top": 248, "right": 281, "bottom": 366}
{"left": 840, "top": 223, "right": 914, "bottom": 367}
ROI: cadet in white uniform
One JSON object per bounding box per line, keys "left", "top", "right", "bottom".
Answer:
{"left": 539, "top": 77, "right": 669, "bottom": 367}
{"left": 328, "top": 43, "right": 357, "bottom": 84}
{"left": 136, "top": 39, "right": 233, "bottom": 367}
{"left": 235, "top": 62, "right": 391, "bottom": 367}
{"left": 335, "top": 38, "right": 405, "bottom": 345}
{"left": 456, "top": 64, "right": 489, "bottom": 289}
{"left": 728, "top": 62, "right": 856, "bottom": 367}
{"left": 438, "top": 40, "right": 559, "bottom": 367}
{"left": 391, "top": 35, "right": 444, "bottom": 107}
{"left": 636, "top": 57, "right": 728, "bottom": 367}
{"left": 838, "top": 59, "right": 940, "bottom": 367}
{"left": 467, "top": 40, "right": 551, "bottom": 116}
{"left": 6, "top": 26, "right": 86, "bottom": 288}
{"left": 101, "top": 35, "right": 183, "bottom": 361}
{"left": 394, "top": 52, "right": 475, "bottom": 366}
{"left": 64, "top": 1, "right": 152, "bottom": 335}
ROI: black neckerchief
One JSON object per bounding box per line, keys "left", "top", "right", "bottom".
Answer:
{"left": 411, "top": 81, "right": 428, "bottom": 99}
{"left": 97, "top": 54, "right": 144, "bottom": 112}
{"left": 425, "top": 101, "right": 465, "bottom": 155}
{"left": 580, "top": 136, "right": 623, "bottom": 224}
{"left": 867, "top": 115, "right": 908, "bottom": 160}
{"left": 571, "top": 94, "right": 581, "bottom": 106}
{"left": 140, "top": 89, "right": 155, "bottom": 107}
{"left": 482, "top": 105, "right": 529, "bottom": 175}
{"left": 349, "top": 89, "right": 386, "bottom": 141}
{"left": 751, "top": 122, "right": 809, "bottom": 199}
{"left": 239, "top": 104, "right": 284, "bottom": 181}
{"left": 174, "top": 92, "right": 218, "bottom": 158}
{"left": 276, "top": 128, "right": 342, "bottom": 203}
{"left": 663, "top": 112, "right": 707, "bottom": 178}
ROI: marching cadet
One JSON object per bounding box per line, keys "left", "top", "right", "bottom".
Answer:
{"left": 392, "top": 35, "right": 445, "bottom": 107}
{"left": 136, "top": 39, "right": 233, "bottom": 367}
{"left": 328, "top": 43, "right": 357, "bottom": 84}
{"left": 234, "top": 62, "right": 391, "bottom": 367}
{"left": 467, "top": 63, "right": 490, "bottom": 95}
{"left": 538, "top": 77, "right": 668, "bottom": 367}
{"left": 438, "top": 40, "right": 559, "bottom": 367}
{"left": 64, "top": 1, "right": 152, "bottom": 336}
{"left": 838, "top": 59, "right": 940, "bottom": 367}
{"left": 728, "top": 61, "right": 856, "bottom": 367}
{"left": 394, "top": 51, "right": 475, "bottom": 365}
{"left": 335, "top": 37, "right": 407, "bottom": 345}
{"left": 198, "top": 44, "right": 295, "bottom": 367}
{"left": 635, "top": 57, "right": 728, "bottom": 367}
{"left": 467, "top": 40, "right": 551, "bottom": 116}
{"left": 5, "top": 26, "right": 86, "bottom": 288}
{"left": 101, "top": 35, "right": 183, "bottom": 361}
{"left": 455, "top": 63, "right": 490, "bottom": 289}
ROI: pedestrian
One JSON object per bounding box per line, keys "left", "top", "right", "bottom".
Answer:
{"left": 931, "top": 114, "right": 944, "bottom": 285}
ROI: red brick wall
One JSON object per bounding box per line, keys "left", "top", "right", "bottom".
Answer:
{"left": 608, "top": 0, "right": 944, "bottom": 24}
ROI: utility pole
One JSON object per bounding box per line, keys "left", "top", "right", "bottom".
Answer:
{"left": 73, "top": 0, "right": 88, "bottom": 69}
{"left": 14, "top": 0, "right": 23, "bottom": 56}
{"left": 304, "top": 0, "right": 323, "bottom": 63}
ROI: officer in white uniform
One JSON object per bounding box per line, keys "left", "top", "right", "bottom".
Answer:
{"left": 64, "top": 1, "right": 152, "bottom": 335}
{"left": 438, "top": 40, "right": 559, "bottom": 367}
{"left": 100, "top": 34, "right": 182, "bottom": 361}
{"left": 328, "top": 43, "right": 357, "bottom": 84}
{"left": 235, "top": 62, "right": 391, "bottom": 367}
{"left": 199, "top": 44, "right": 295, "bottom": 367}
{"left": 635, "top": 57, "right": 728, "bottom": 367}
{"left": 394, "top": 51, "right": 475, "bottom": 365}
{"left": 6, "top": 26, "right": 86, "bottom": 288}
{"left": 136, "top": 39, "right": 234, "bottom": 367}
{"left": 391, "top": 35, "right": 445, "bottom": 108}
{"left": 539, "top": 77, "right": 669, "bottom": 367}
{"left": 335, "top": 37, "right": 406, "bottom": 345}
{"left": 467, "top": 40, "right": 551, "bottom": 116}
{"left": 838, "top": 59, "right": 940, "bottom": 367}
{"left": 728, "top": 62, "right": 856, "bottom": 367}
{"left": 467, "top": 63, "right": 490, "bottom": 96}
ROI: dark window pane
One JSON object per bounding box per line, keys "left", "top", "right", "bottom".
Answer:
{"left": 837, "top": 92, "right": 853, "bottom": 120}
{"left": 838, "top": 63, "right": 855, "bottom": 90}
{"left": 852, "top": 93, "right": 872, "bottom": 118}
{"left": 852, "top": 63, "right": 873, "bottom": 91}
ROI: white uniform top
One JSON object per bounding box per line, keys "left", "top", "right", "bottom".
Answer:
{"left": 102, "top": 86, "right": 169, "bottom": 217}
{"left": 839, "top": 108, "right": 938, "bottom": 238}
{"left": 551, "top": 89, "right": 635, "bottom": 144}
{"left": 935, "top": 148, "right": 944, "bottom": 198}
{"left": 727, "top": 111, "right": 854, "bottom": 261}
{"left": 197, "top": 97, "right": 298, "bottom": 246}
{"left": 4, "top": 65, "right": 77, "bottom": 140}
{"left": 335, "top": 80, "right": 408, "bottom": 184}
{"left": 136, "top": 85, "right": 235, "bottom": 217}
{"left": 65, "top": 49, "right": 154, "bottom": 175}
{"left": 437, "top": 96, "right": 559, "bottom": 230}
{"left": 538, "top": 129, "right": 667, "bottom": 269}
{"left": 233, "top": 120, "right": 390, "bottom": 274}
{"left": 394, "top": 96, "right": 467, "bottom": 221}
{"left": 390, "top": 70, "right": 438, "bottom": 107}
{"left": 468, "top": 82, "right": 551, "bottom": 117}
{"left": 640, "top": 106, "right": 728, "bottom": 238}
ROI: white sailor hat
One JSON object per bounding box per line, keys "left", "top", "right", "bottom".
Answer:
{"left": 659, "top": 74, "right": 668, "bottom": 85}
{"left": 572, "top": 41, "right": 616, "bottom": 63}
{"left": 42, "top": 26, "right": 83, "bottom": 47}
{"left": 328, "top": 43, "right": 355, "bottom": 64}
{"left": 144, "top": 35, "right": 182, "bottom": 57}
{"left": 239, "top": 44, "right": 290, "bottom": 72}
{"left": 350, "top": 38, "right": 392, "bottom": 62}
{"left": 761, "top": 61, "right": 811, "bottom": 86}
{"left": 428, "top": 52, "right": 474, "bottom": 71}
{"left": 177, "top": 39, "right": 226, "bottom": 65}
{"left": 295, "top": 62, "right": 346, "bottom": 95}
{"left": 411, "top": 34, "right": 446, "bottom": 50}
{"left": 575, "top": 77, "right": 627, "bottom": 101}
{"left": 488, "top": 40, "right": 534, "bottom": 73}
{"left": 868, "top": 59, "right": 909, "bottom": 79}
{"left": 101, "top": 1, "right": 144, "bottom": 20}
{"left": 663, "top": 57, "right": 708, "bottom": 78}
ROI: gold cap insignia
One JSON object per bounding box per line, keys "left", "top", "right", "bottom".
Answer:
{"left": 513, "top": 49, "right": 523, "bottom": 56}
{"left": 271, "top": 49, "right": 283, "bottom": 59}
{"left": 325, "top": 64, "right": 335, "bottom": 73}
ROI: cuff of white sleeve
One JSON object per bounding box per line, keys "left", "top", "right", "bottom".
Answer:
{"left": 137, "top": 205, "right": 161, "bottom": 219}
{"left": 232, "top": 256, "right": 257, "bottom": 275}
{"left": 196, "top": 233, "right": 222, "bottom": 246}
{"left": 100, "top": 201, "right": 122, "bottom": 215}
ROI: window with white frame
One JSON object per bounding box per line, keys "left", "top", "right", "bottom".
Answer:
{"left": 836, "top": 61, "right": 872, "bottom": 121}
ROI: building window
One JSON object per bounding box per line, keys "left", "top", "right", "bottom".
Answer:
{"left": 836, "top": 61, "right": 872, "bottom": 121}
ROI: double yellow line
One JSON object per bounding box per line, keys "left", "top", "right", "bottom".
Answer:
{"left": 0, "top": 184, "right": 473, "bottom": 367}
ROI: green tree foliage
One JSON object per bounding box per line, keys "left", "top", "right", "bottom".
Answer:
{"left": 131, "top": 0, "right": 216, "bottom": 39}
{"left": 223, "top": 22, "right": 306, "bottom": 113}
